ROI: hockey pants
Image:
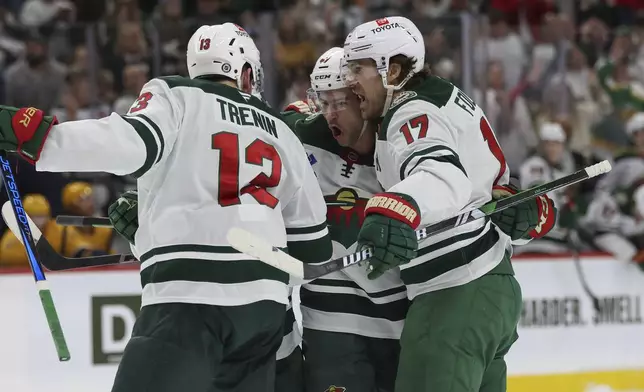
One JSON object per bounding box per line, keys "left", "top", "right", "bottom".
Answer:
{"left": 303, "top": 328, "right": 400, "bottom": 392}
{"left": 275, "top": 346, "right": 304, "bottom": 392}
{"left": 395, "top": 266, "right": 522, "bottom": 392}
{"left": 110, "top": 301, "right": 285, "bottom": 392}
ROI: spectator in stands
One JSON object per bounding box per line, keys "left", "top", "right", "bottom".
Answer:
{"left": 577, "top": 17, "right": 610, "bottom": 68}
{"left": 275, "top": 11, "right": 317, "bottom": 102}
{"left": 113, "top": 63, "right": 149, "bottom": 115}
{"left": 473, "top": 60, "right": 536, "bottom": 173}
{"left": 0, "top": 6, "right": 26, "bottom": 72}
{"left": 149, "top": 0, "right": 189, "bottom": 76}
{"left": 51, "top": 70, "right": 110, "bottom": 122}
{"left": 541, "top": 44, "right": 603, "bottom": 151}
{"left": 517, "top": 122, "right": 574, "bottom": 253}
{"left": 597, "top": 113, "right": 644, "bottom": 194}
{"left": 4, "top": 33, "right": 65, "bottom": 112}
{"left": 597, "top": 28, "right": 644, "bottom": 120}
{"left": 59, "top": 182, "right": 114, "bottom": 257}
{"left": 0, "top": 194, "right": 59, "bottom": 268}
{"left": 189, "top": 0, "right": 237, "bottom": 32}
{"left": 105, "top": 21, "right": 150, "bottom": 93}
{"left": 581, "top": 177, "right": 644, "bottom": 267}
{"left": 474, "top": 9, "right": 526, "bottom": 89}
{"left": 19, "top": 0, "right": 74, "bottom": 28}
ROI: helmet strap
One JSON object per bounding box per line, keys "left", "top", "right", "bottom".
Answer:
{"left": 379, "top": 68, "right": 416, "bottom": 117}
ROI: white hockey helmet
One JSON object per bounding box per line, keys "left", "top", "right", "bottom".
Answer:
{"left": 343, "top": 16, "right": 425, "bottom": 90}
{"left": 310, "top": 47, "right": 345, "bottom": 91}
{"left": 626, "top": 112, "right": 644, "bottom": 136}
{"left": 186, "top": 23, "right": 263, "bottom": 94}
{"left": 307, "top": 47, "right": 350, "bottom": 113}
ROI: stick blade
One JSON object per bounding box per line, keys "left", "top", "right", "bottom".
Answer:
{"left": 226, "top": 228, "right": 305, "bottom": 279}
{"left": 2, "top": 200, "right": 43, "bottom": 244}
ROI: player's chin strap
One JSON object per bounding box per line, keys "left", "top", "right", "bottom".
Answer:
{"left": 380, "top": 70, "right": 416, "bottom": 117}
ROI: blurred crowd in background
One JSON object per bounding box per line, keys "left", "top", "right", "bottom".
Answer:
{"left": 2, "top": 0, "right": 644, "bottom": 269}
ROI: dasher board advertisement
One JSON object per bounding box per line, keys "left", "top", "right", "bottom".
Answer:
{"left": 0, "top": 255, "right": 643, "bottom": 392}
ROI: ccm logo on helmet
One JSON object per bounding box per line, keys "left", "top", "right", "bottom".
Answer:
{"left": 314, "top": 75, "right": 331, "bottom": 80}
{"left": 371, "top": 22, "right": 403, "bottom": 34}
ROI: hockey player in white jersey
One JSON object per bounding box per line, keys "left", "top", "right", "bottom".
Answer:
{"left": 0, "top": 23, "right": 332, "bottom": 392}
{"left": 581, "top": 181, "right": 644, "bottom": 264}
{"left": 597, "top": 112, "right": 644, "bottom": 193}
{"left": 341, "top": 17, "right": 557, "bottom": 392}
{"left": 281, "top": 47, "right": 407, "bottom": 392}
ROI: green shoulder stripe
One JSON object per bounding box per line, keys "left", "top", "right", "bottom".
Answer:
{"left": 121, "top": 116, "right": 159, "bottom": 178}
{"left": 399, "top": 146, "right": 467, "bottom": 180}
{"left": 380, "top": 75, "right": 455, "bottom": 141}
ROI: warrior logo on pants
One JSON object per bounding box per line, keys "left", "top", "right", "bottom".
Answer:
{"left": 324, "top": 386, "right": 346, "bottom": 392}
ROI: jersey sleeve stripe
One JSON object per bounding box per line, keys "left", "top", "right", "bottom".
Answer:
{"left": 141, "top": 257, "right": 288, "bottom": 287}
{"left": 287, "top": 232, "right": 332, "bottom": 264}
{"left": 286, "top": 226, "right": 329, "bottom": 242}
{"left": 399, "top": 145, "right": 466, "bottom": 180}
{"left": 300, "top": 286, "right": 409, "bottom": 322}
{"left": 285, "top": 222, "right": 328, "bottom": 235}
{"left": 311, "top": 278, "right": 406, "bottom": 298}
{"left": 401, "top": 224, "right": 499, "bottom": 285}
{"left": 140, "top": 244, "right": 243, "bottom": 262}
{"left": 132, "top": 113, "right": 165, "bottom": 164}
{"left": 121, "top": 116, "right": 159, "bottom": 178}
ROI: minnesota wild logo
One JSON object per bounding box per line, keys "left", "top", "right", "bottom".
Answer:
{"left": 324, "top": 188, "right": 369, "bottom": 248}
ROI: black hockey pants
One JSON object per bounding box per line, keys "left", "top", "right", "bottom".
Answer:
{"left": 110, "top": 301, "right": 285, "bottom": 392}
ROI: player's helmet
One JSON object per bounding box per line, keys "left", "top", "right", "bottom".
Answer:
{"left": 62, "top": 182, "right": 92, "bottom": 211}
{"left": 343, "top": 16, "right": 424, "bottom": 90}
{"left": 310, "top": 47, "right": 345, "bottom": 91}
{"left": 23, "top": 194, "right": 51, "bottom": 217}
{"left": 307, "top": 47, "right": 348, "bottom": 113}
{"left": 626, "top": 112, "right": 644, "bottom": 136}
{"left": 186, "top": 23, "right": 264, "bottom": 95}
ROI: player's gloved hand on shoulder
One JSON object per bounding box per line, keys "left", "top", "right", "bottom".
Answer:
{"left": 283, "top": 100, "right": 312, "bottom": 114}
{"left": 357, "top": 192, "right": 420, "bottom": 280}
{"left": 0, "top": 105, "right": 57, "bottom": 164}
{"left": 108, "top": 191, "right": 138, "bottom": 245}
{"left": 490, "top": 184, "right": 557, "bottom": 241}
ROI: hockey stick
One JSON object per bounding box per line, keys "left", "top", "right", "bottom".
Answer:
{"left": 55, "top": 201, "right": 355, "bottom": 228}
{"left": 2, "top": 201, "right": 138, "bottom": 271}
{"left": 568, "top": 228, "right": 601, "bottom": 312}
{"left": 227, "top": 160, "right": 613, "bottom": 280}
{"left": 0, "top": 155, "right": 70, "bottom": 361}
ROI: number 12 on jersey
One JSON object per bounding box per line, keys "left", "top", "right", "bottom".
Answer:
{"left": 212, "top": 132, "right": 282, "bottom": 208}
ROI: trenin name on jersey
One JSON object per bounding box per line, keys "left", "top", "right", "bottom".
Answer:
{"left": 217, "top": 97, "right": 278, "bottom": 138}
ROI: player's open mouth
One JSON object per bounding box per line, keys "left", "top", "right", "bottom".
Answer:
{"left": 330, "top": 125, "right": 343, "bottom": 139}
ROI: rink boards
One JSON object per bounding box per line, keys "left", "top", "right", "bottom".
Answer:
{"left": 0, "top": 254, "right": 643, "bottom": 392}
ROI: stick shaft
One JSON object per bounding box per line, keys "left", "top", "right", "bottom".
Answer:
{"left": 0, "top": 154, "right": 70, "bottom": 361}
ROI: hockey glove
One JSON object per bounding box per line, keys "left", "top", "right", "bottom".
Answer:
{"left": 357, "top": 192, "right": 420, "bottom": 280}
{"left": 490, "top": 184, "right": 557, "bottom": 241}
{"left": 0, "top": 105, "right": 57, "bottom": 164}
{"left": 108, "top": 191, "right": 138, "bottom": 245}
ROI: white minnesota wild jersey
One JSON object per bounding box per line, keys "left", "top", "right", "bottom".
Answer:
{"left": 282, "top": 107, "right": 408, "bottom": 339}
{"left": 376, "top": 76, "right": 513, "bottom": 299}
{"left": 35, "top": 76, "right": 331, "bottom": 308}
